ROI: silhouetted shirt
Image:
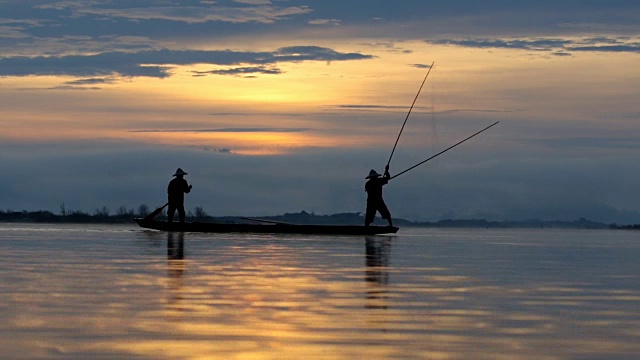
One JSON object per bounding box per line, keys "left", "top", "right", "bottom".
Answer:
{"left": 365, "top": 176, "right": 389, "bottom": 201}
{"left": 168, "top": 177, "right": 191, "bottom": 203}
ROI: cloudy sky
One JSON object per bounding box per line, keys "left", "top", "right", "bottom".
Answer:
{"left": 1, "top": 0, "right": 639, "bottom": 223}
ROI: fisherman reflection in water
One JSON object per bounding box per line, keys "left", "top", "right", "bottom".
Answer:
{"left": 365, "top": 236, "right": 391, "bottom": 310}
{"left": 167, "top": 232, "right": 185, "bottom": 305}
{"left": 167, "top": 168, "right": 192, "bottom": 223}
{"left": 364, "top": 165, "right": 393, "bottom": 227}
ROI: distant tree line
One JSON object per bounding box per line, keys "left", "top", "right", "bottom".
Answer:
{"left": 0, "top": 204, "right": 212, "bottom": 224}
{"left": 0, "top": 207, "right": 632, "bottom": 229}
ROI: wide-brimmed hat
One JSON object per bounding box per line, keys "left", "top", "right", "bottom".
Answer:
{"left": 173, "top": 168, "right": 188, "bottom": 176}
{"left": 366, "top": 169, "right": 381, "bottom": 179}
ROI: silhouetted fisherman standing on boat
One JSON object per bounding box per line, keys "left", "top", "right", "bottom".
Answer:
{"left": 364, "top": 165, "right": 393, "bottom": 227}
{"left": 167, "top": 168, "right": 192, "bottom": 223}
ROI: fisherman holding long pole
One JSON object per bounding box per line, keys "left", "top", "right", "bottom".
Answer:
{"left": 364, "top": 120, "right": 499, "bottom": 225}
{"left": 364, "top": 63, "right": 434, "bottom": 227}
{"left": 363, "top": 62, "right": 499, "bottom": 226}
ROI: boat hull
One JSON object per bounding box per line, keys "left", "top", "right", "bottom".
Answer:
{"left": 134, "top": 218, "right": 398, "bottom": 235}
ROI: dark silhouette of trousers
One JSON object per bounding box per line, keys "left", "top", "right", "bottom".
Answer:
{"left": 167, "top": 202, "right": 186, "bottom": 223}
{"left": 365, "top": 199, "right": 392, "bottom": 226}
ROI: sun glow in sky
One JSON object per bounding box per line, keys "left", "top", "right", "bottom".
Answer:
{"left": 1, "top": 0, "right": 640, "bottom": 221}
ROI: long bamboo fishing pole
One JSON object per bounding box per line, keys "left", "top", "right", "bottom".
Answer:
{"left": 390, "top": 121, "right": 499, "bottom": 180}
{"left": 387, "top": 61, "right": 435, "bottom": 167}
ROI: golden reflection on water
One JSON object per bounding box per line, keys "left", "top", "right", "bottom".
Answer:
{"left": 0, "top": 226, "right": 639, "bottom": 359}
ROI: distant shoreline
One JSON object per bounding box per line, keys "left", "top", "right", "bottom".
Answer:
{"left": 1, "top": 209, "right": 635, "bottom": 229}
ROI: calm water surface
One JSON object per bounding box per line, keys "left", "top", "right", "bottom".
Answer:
{"left": 0, "top": 224, "right": 638, "bottom": 359}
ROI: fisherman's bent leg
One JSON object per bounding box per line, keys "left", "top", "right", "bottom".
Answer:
{"left": 378, "top": 201, "right": 393, "bottom": 227}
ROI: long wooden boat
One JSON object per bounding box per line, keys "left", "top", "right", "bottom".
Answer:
{"left": 134, "top": 218, "right": 398, "bottom": 235}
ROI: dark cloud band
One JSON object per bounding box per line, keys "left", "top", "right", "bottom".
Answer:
{"left": 427, "top": 37, "right": 640, "bottom": 54}
{"left": 0, "top": 46, "right": 374, "bottom": 79}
